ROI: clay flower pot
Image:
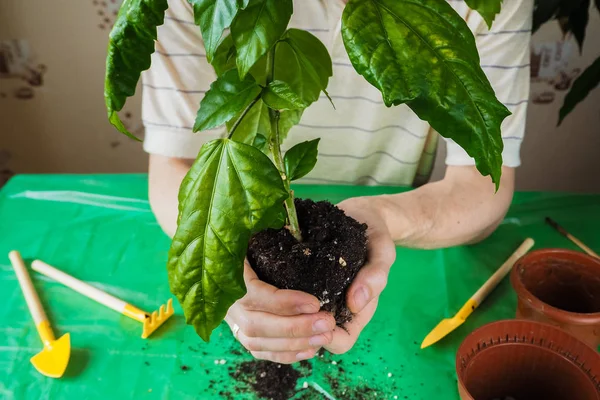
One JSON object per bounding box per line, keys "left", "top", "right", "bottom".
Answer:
{"left": 510, "top": 249, "right": 600, "bottom": 348}
{"left": 456, "top": 320, "right": 600, "bottom": 400}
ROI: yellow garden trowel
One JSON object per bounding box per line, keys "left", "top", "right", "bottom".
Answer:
{"left": 9, "top": 251, "right": 71, "bottom": 378}
{"left": 421, "top": 238, "right": 535, "bottom": 349}
{"left": 31, "top": 260, "right": 173, "bottom": 339}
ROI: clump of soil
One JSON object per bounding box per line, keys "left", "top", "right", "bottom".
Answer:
{"left": 229, "top": 360, "right": 305, "bottom": 400}
{"left": 248, "top": 198, "right": 368, "bottom": 324}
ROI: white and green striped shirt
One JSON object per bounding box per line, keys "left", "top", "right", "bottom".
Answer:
{"left": 142, "top": 0, "right": 533, "bottom": 186}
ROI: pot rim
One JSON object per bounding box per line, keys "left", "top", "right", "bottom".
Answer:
{"left": 510, "top": 248, "right": 600, "bottom": 325}
{"left": 455, "top": 319, "right": 600, "bottom": 400}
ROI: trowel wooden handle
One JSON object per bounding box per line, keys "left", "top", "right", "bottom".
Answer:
{"left": 471, "top": 238, "right": 535, "bottom": 305}
{"left": 31, "top": 260, "right": 147, "bottom": 322}
{"left": 9, "top": 251, "right": 49, "bottom": 328}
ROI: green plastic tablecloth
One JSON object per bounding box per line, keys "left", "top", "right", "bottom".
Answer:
{"left": 1, "top": 175, "right": 599, "bottom": 400}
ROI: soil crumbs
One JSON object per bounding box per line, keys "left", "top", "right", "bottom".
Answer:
{"left": 229, "top": 360, "right": 311, "bottom": 400}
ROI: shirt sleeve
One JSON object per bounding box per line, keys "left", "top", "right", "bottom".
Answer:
{"left": 141, "top": 0, "right": 225, "bottom": 159}
{"left": 445, "top": 0, "right": 534, "bottom": 168}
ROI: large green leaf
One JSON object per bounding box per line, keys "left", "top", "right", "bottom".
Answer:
{"left": 227, "top": 98, "right": 271, "bottom": 144}
{"left": 284, "top": 139, "right": 320, "bottom": 180}
{"left": 230, "top": 0, "right": 293, "bottom": 79}
{"left": 274, "top": 29, "right": 333, "bottom": 105}
{"left": 105, "top": 0, "right": 169, "bottom": 140}
{"left": 342, "top": 0, "right": 510, "bottom": 187}
{"left": 464, "top": 0, "right": 503, "bottom": 29}
{"left": 263, "top": 81, "right": 310, "bottom": 110}
{"left": 188, "top": 0, "right": 242, "bottom": 62}
{"left": 194, "top": 69, "right": 262, "bottom": 132}
{"left": 558, "top": 56, "right": 600, "bottom": 125}
{"left": 169, "top": 139, "right": 288, "bottom": 341}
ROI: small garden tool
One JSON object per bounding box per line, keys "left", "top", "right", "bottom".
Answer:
{"left": 31, "top": 260, "right": 173, "bottom": 339}
{"left": 8, "top": 251, "right": 71, "bottom": 378}
{"left": 421, "top": 238, "right": 535, "bottom": 349}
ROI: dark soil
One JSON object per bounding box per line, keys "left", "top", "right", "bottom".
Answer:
{"left": 248, "top": 198, "right": 368, "bottom": 324}
{"left": 230, "top": 360, "right": 304, "bottom": 400}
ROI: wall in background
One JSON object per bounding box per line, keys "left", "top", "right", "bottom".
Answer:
{"left": 1, "top": 1, "right": 599, "bottom": 192}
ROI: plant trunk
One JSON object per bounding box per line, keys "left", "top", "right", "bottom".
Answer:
{"left": 266, "top": 47, "right": 302, "bottom": 242}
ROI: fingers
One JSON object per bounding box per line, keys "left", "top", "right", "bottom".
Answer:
{"left": 229, "top": 306, "right": 336, "bottom": 338}
{"left": 250, "top": 348, "right": 318, "bottom": 364}
{"left": 237, "top": 330, "right": 333, "bottom": 352}
{"left": 347, "top": 227, "right": 396, "bottom": 314}
{"left": 325, "top": 298, "right": 378, "bottom": 354}
{"left": 242, "top": 263, "right": 321, "bottom": 316}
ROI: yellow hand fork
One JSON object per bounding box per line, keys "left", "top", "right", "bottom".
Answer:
{"left": 9, "top": 251, "right": 71, "bottom": 378}
{"left": 31, "top": 260, "right": 173, "bottom": 339}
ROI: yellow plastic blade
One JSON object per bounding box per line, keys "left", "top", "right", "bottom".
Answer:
{"left": 421, "top": 299, "right": 477, "bottom": 349}
{"left": 30, "top": 333, "right": 71, "bottom": 378}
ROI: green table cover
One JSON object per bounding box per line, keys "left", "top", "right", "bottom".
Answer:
{"left": 0, "top": 175, "right": 598, "bottom": 400}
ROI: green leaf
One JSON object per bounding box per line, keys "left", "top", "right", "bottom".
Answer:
{"left": 194, "top": 69, "right": 262, "bottom": 132}
{"left": 227, "top": 98, "right": 271, "bottom": 144}
{"left": 252, "top": 133, "right": 269, "bottom": 153}
{"left": 464, "top": 0, "right": 503, "bottom": 29}
{"left": 226, "top": 99, "right": 303, "bottom": 144}
{"left": 188, "top": 0, "right": 242, "bottom": 62}
{"left": 558, "top": 55, "right": 600, "bottom": 125}
{"left": 559, "top": 0, "right": 590, "bottom": 52}
{"left": 263, "top": 81, "right": 310, "bottom": 110}
{"left": 104, "top": 0, "right": 168, "bottom": 139}
{"left": 274, "top": 29, "right": 333, "bottom": 105}
{"left": 342, "top": 0, "right": 510, "bottom": 187}
{"left": 212, "top": 34, "right": 237, "bottom": 76}
{"left": 532, "top": 0, "right": 561, "bottom": 32}
{"left": 231, "top": 0, "right": 293, "bottom": 79}
{"left": 279, "top": 109, "right": 304, "bottom": 141}
{"left": 169, "top": 138, "right": 288, "bottom": 341}
{"left": 284, "top": 139, "right": 320, "bottom": 180}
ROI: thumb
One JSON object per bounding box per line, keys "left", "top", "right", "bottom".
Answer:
{"left": 347, "top": 230, "right": 396, "bottom": 314}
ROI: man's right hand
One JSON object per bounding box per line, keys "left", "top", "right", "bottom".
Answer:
{"left": 225, "top": 262, "right": 336, "bottom": 364}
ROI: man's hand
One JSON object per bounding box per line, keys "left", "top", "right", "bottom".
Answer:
{"left": 225, "top": 262, "right": 337, "bottom": 364}
{"left": 324, "top": 197, "right": 397, "bottom": 354}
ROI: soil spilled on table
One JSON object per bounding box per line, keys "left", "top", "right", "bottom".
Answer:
{"left": 229, "top": 360, "right": 311, "bottom": 400}
{"left": 248, "top": 198, "right": 368, "bottom": 324}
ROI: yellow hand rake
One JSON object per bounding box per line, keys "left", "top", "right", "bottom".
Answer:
{"left": 31, "top": 260, "right": 173, "bottom": 339}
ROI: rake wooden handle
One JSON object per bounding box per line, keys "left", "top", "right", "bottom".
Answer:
{"left": 471, "top": 238, "right": 535, "bottom": 305}
{"left": 31, "top": 260, "right": 146, "bottom": 321}
{"left": 9, "top": 251, "right": 49, "bottom": 328}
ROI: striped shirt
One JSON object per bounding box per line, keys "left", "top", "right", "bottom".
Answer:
{"left": 142, "top": 0, "right": 533, "bottom": 186}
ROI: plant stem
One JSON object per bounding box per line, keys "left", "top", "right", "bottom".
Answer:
{"left": 228, "top": 95, "right": 261, "bottom": 139}
{"left": 266, "top": 46, "right": 302, "bottom": 242}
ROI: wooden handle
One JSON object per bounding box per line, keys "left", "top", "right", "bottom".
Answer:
{"left": 567, "top": 233, "right": 600, "bottom": 259}
{"left": 9, "top": 251, "right": 48, "bottom": 325}
{"left": 31, "top": 260, "right": 128, "bottom": 314}
{"left": 471, "top": 238, "right": 535, "bottom": 305}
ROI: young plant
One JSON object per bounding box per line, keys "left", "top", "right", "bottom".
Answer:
{"left": 105, "top": 0, "right": 507, "bottom": 341}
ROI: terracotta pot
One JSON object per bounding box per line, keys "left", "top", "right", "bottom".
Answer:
{"left": 510, "top": 249, "right": 600, "bottom": 348}
{"left": 456, "top": 320, "right": 600, "bottom": 400}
